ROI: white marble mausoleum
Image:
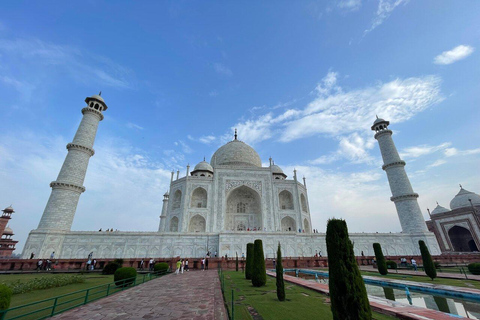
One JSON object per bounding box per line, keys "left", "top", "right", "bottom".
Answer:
{"left": 22, "top": 95, "right": 440, "bottom": 259}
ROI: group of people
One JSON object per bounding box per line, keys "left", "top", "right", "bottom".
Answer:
{"left": 98, "top": 228, "right": 117, "bottom": 232}
{"left": 175, "top": 259, "right": 191, "bottom": 274}
{"left": 400, "top": 257, "right": 418, "bottom": 271}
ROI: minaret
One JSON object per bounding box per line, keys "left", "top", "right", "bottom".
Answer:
{"left": 372, "top": 117, "right": 428, "bottom": 233}
{"left": 37, "top": 93, "right": 107, "bottom": 231}
{"left": 158, "top": 192, "right": 169, "bottom": 231}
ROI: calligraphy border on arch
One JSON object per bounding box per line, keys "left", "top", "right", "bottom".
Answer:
{"left": 225, "top": 180, "right": 262, "bottom": 195}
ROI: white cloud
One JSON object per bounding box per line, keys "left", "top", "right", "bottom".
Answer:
{"left": 213, "top": 63, "right": 233, "bottom": 77}
{"left": 310, "top": 132, "right": 375, "bottom": 164}
{"left": 364, "top": 0, "right": 409, "bottom": 36}
{"left": 187, "top": 134, "right": 217, "bottom": 145}
{"left": 434, "top": 45, "right": 475, "bottom": 65}
{"left": 337, "top": 0, "right": 362, "bottom": 11}
{"left": 126, "top": 122, "right": 144, "bottom": 130}
{"left": 400, "top": 142, "right": 451, "bottom": 159}
{"left": 444, "top": 147, "right": 480, "bottom": 157}
{"left": 0, "top": 38, "right": 133, "bottom": 89}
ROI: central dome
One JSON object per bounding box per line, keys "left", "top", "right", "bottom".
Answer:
{"left": 211, "top": 139, "right": 261, "bottom": 168}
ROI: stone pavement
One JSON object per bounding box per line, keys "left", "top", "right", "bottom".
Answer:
{"left": 53, "top": 270, "right": 227, "bottom": 320}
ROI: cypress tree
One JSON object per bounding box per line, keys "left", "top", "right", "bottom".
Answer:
{"left": 252, "top": 239, "right": 267, "bottom": 287}
{"left": 326, "top": 219, "right": 371, "bottom": 320}
{"left": 236, "top": 252, "right": 239, "bottom": 272}
{"left": 245, "top": 243, "right": 254, "bottom": 280}
{"left": 419, "top": 240, "right": 437, "bottom": 280}
{"left": 276, "top": 242, "right": 285, "bottom": 301}
{"left": 373, "top": 243, "right": 388, "bottom": 275}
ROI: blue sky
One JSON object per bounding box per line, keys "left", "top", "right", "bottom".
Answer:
{"left": 1, "top": 1, "right": 479, "bottom": 253}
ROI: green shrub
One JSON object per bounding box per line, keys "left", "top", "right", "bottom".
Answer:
{"left": 419, "top": 240, "right": 437, "bottom": 280}
{"left": 252, "top": 239, "right": 266, "bottom": 287}
{"left": 468, "top": 263, "right": 480, "bottom": 275}
{"left": 114, "top": 267, "right": 137, "bottom": 287}
{"left": 154, "top": 262, "right": 169, "bottom": 273}
{"left": 276, "top": 242, "right": 285, "bottom": 301}
{"left": 386, "top": 260, "right": 397, "bottom": 269}
{"left": 245, "top": 243, "right": 254, "bottom": 280}
{"left": 0, "top": 275, "right": 85, "bottom": 294}
{"left": 373, "top": 243, "right": 388, "bottom": 275}
{"left": 434, "top": 261, "right": 441, "bottom": 269}
{"left": 102, "top": 262, "right": 121, "bottom": 275}
{"left": 0, "top": 284, "right": 13, "bottom": 310}
{"left": 326, "top": 219, "right": 371, "bottom": 320}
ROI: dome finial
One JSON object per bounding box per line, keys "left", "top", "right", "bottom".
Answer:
{"left": 203, "top": 156, "right": 206, "bottom": 161}
{"left": 436, "top": 201, "right": 439, "bottom": 205}
{"left": 98, "top": 91, "right": 102, "bottom": 96}
{"left": 460, "top": 184, "right": 463, "bottom": 189}
{"left": 234, "top": 128, "right": 237, "bottom": 140}
{"left": 376, "top": 114, "right": 378, "bottom": 119}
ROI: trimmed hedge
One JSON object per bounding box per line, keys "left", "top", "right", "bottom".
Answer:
{"left": 468, "top": 263, "right": 480, "bottom": 275}
{"left": 102, "top": 262, "right": 121, "bottom": 275}
{"left": 245, "top": 243, "right": 254, "bottom": 280}
{"left": 326, "top": 219, "right": 371, "bottom": 320}
{"left": 373, "top": 243, "right": 388, "bottom": 275}
{"left": 0, "top": 284, "right": 13, "bottom": 310}
{"left": 114, "top": 267, "right": 137, "bottom": 287}
{"left": 419, "top": 240, "right": 437, "bottom": 280}
{"left": 2, "top": 275, "right": 84, "bottom": 294}
{"left": 386, "top": 260, "right": 397, "bottom": 269}
{"left": 276, "top": 242, "right": 285, "bottom": 301}
{"left": 252, "top": 239, "right": 266, "bottom": 287}
{"left": 154, "top": 262, "right": 169, "bottom": 273}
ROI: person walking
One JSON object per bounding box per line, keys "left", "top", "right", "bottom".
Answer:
{"left": 181, "top": 259, "right": 184, "bottom": 274}
{"left": 140, "top": 259, "right": 144, "bottom": 271}
{"left": 205, "top": 258, "right": 209, "bottom": 270}
{"left": 411, "top": 258, "right": 418, "bottom": 272}
{"left": 50, "top": 251, "right": 55, "bottom": 259}
{"left": 185, "top": 259, "right": 189, "bottom": 272}
{"left": 36, "top": 259, "right": 43, "bottom": 271}
{"left": 201, "top": 258, "right": 205, "bottom": 271}
{"left": 176, "top": 259, "right": 181, "bottom": 275}
{"left": 149, "top": 258, "right": 154, "bottom": 271}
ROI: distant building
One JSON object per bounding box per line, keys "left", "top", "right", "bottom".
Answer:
{"left": 0, "top": 206, "right": 18, "bottom": 257}
{"left": 426, "top": 186, "right": 480, "bottom": 253}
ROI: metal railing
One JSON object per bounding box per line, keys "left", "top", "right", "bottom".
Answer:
{"left": 0, "top": 270, "right": 169, "bottom": 320}
{"left": 218, "top": 268, "right": 234, "bottom": 320}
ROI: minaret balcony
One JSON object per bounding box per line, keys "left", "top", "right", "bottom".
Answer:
{"left": 50, "top": 181, "right": 86, "bottom": 193}
{"left": 382, "top": 160, "right": 406, "bottom": 170}
{"left": 390, "top": 193, "right": 419, "bottom": 202}
{"left": 81, "top": 107, "right": 104, "bottom": 121}
{"left": 374, "top": 129, "right": 393, "bottom": 139}
{"left": 66, "top": 143, "right": 95, "bottom": 156}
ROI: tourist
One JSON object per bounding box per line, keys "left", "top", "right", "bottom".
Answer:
{"left": 181, "top": 259, "right": 184, "bottom": 274}
{"left": 92, "top": 259, "right": 96, "bottom": 270}
{"left": 319, "top": 250, "right": 322, "bottom": 257}
{"left": 205, "top": 258, "right": 209, "bottom": 270}
{"left": 46, "top": 259, "right": 51, "bottom": 271}
{"left": 176, "top": 259, "right": 181, "bottom": 275}
{"left": 50, "top": 251, "right": 55, "bottom": 259}
{"left": 185, "top": 259, "right": 189, "bottom": 271}
{"left": 411, "top": 258, "right": 417, "bottom": 271}
{"left": 273, "top": 259, "right": 275, "bottom": 268}
{"left": 201, "top": 258, "right": 205, "bottom": 271}
{"left": 30, "top": 252, "right": 35, "bottom": 259}
{"left": 241, "top": 252, "right": 245, "bottom": 260}
{"left": 140, "top": 259, "right": 144, "bottom": 270}
{"left": 361, "top": 251, "right": 365, "bottom": 257}
{"left": 86, "top": 259, "right": 91, "bottom": 271}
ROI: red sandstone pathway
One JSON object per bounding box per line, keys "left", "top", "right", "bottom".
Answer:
{"left": 267, "top": 271, "right": 466, "bottom": 320}
{"left": 53, "top": 270, "right": 227, "bottom": 320}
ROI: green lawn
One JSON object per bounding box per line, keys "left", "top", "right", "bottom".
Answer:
{"left": 221, "top": 271, "right": 395, "bottom": 320}
{"left": 0, "top": 272, "right": 163, "bottom": 320}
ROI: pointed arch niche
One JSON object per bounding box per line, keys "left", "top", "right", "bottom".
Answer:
{"left": 190, "top": 187, "right": 207, "bottom": 208}
{"left": 281, "top": 216, "right": 296, "bottom": 232}
{"left": 448, "top": 226, "right": 478, "bottom": 252}
{"left": 300, "top": 194, "right": 308, "bottom": 212}
{"left": 303, "top": 218, "right": 310, "bottom": 233}
{"left": 226, "top": 186, "right": 262, "bottom": 231}
{"left": 189, "top": 215, "right": 206, "bottom": 232}
{"left": 279, "top": 190, "right": 294, "bottom": 210}
{"left": 172, "top": 190, "right": 182, "bottom": 210}
{"left": 169, "top": 216, "right": 179, "bottom": 232}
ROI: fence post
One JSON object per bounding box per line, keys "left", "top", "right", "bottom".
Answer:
{"left": 51, "top": 297, "right": 58, "bottom": 316}
{"left": 84, "top": 289, "right": 90, "bottom": 305}
{"left": 231, "top": 289, "right": 234, "bottom": 320}
{"left": 106, "top": 283, "right": 111, "bottom": 296}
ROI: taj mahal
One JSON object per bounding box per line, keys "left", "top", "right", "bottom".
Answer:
{"left": 22, "top": 94, "right": 442, "bottom": 259}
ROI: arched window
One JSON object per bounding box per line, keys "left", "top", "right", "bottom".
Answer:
{"left": 304, "top": 218, "right": 310, "bottom": 233}
{"left": 448, "top": 226, "right": 478, "bottom": 252}
{"left": 169, "top": 216, "right": 179, "bottom": 232}
{"left": 94, "top": 103, "right": 99, "bottom": 110}
{"left": 190, "top": 187, "right": 207, "bottom": 208}
{"left": 281, "top": 216, "right": 296, "bottom": 232}
{"left": 301, "top": 194, "right": 308, "bottom": 212}
{"left": 237, "top": 202, "right": 246, "bottom": 213}
{"left": 279, "top": 190, "right": 294, "bottom": 210}
{"left": 188, "top": 215, "right": 206, "bottom": 232}
{"left": 172, "top": 190, "right": 182, "bottom": 210}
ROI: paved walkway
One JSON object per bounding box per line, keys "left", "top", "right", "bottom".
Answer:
{"left": 53, "top": 270, "right": 227, "bottom": 320}
{"left": 359, "top": 266, "right": 480, "bottom": 281}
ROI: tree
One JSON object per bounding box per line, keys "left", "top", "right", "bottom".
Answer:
{"left": 245, "top": 243, "right": 254, "bottom": 280}
{"left": 252, "top": 239, "right": 267, "bottom": 287}
{"left": 326, "top": 219, "right": 371, "bottom": 320}
{"left": 419, "top": 240, "right": 437, "bottom": 280}
{"left": 276, "top": 242, "right": 285, "bottom": 301}
{"left": 373, "top": 243, "right": 388, "bottom": 275}
{"left": 236, "top": 252, "right": 239, "bottom": 272}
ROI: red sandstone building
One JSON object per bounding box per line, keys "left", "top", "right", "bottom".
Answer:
{"left": 0, "top": 206, "right": 18, "bottom": 257}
